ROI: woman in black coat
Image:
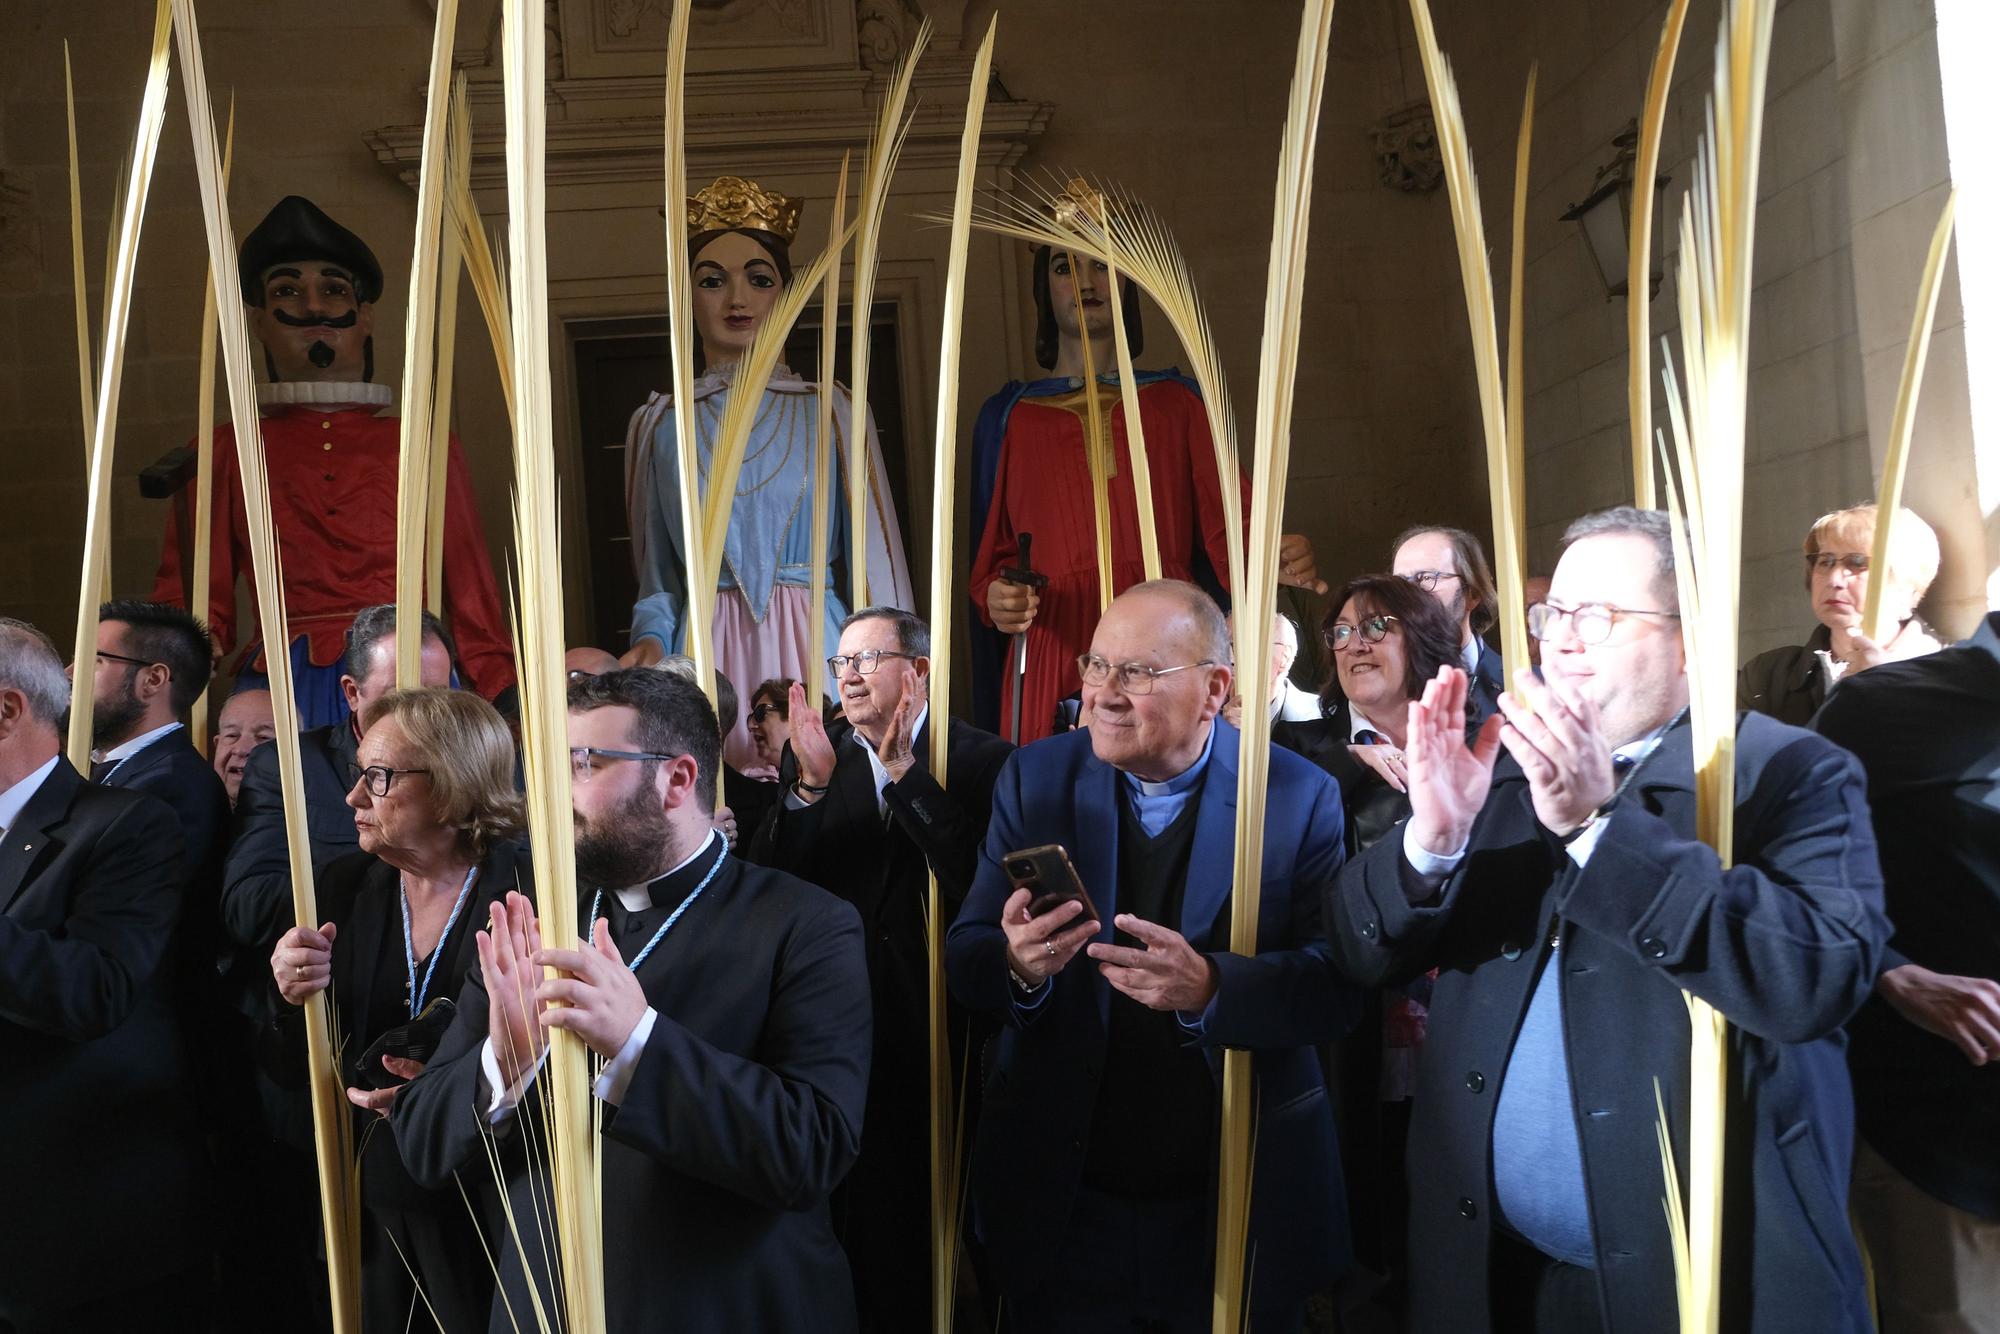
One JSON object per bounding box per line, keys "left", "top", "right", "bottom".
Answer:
{"left": 1272, "top": 573, "right": 1469, "bottom": 1315}
{"left": 271, "top": 687, "right": 528, "bottom": 1332}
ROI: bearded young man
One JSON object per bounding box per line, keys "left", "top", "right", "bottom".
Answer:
{"left": 150, "top": 196, "right": 514, "bottom": 725}
{"left": 394, "top": 668, "right": 872, "bottom": 1332}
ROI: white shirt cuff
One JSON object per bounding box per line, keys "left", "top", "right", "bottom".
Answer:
{"left": 1402, "top": 821, "right": 1469, "bottom": 882}
{"left": 591, "top": 1007, "right": 658, "bottom": 1107}
{"left": 480, "top": 1035, "right": 550, "bottom": 1124}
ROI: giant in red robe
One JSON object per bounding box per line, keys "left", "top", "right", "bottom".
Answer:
{"left": 968, "top": 375, "right": 1249, "bottom": 744}
{"left": 151, "top": 403, "right": 516, "bottom": 703}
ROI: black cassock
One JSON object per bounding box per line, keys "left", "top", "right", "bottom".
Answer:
{"left": 393, "top": 841, "right": 872, "bottom": 1333}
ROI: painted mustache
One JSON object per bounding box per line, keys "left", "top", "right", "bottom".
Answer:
{"left": 272, "top": 307, "right": 359, "bottom": 330}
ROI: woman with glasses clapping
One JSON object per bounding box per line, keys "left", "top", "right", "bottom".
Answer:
{"left": 1271, "top": 573, "right": 1472, "bottom": 1320}
{"left": 268, "top": 687, "right": 527, "bottom": 1332}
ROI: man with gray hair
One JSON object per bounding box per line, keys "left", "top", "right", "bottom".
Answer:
{"left": 750, "top": 604, "right": 1013, "bottom": 1330}
{"left": 1328, "top": 506, "right": 1888, "bottom": 1332}
{"left": 0, "top": 618, "right": 210, "bottom": 1326}
{"left": 948, "top": 579, "right": 1352, "bottom": 1329}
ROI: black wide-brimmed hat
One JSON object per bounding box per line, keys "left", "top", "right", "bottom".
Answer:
{"left": 238, "top": 196, "right": 384, "bottom": 306}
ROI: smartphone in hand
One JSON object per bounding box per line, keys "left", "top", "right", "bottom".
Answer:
{"left": 1003, "top": 844, "right": 1100, "bottom": 923}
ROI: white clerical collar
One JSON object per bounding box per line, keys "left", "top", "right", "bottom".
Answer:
{"left": 96, "top": 720, "right": 184, "bottom": 768}
{"left": 612, "top": 827, "right": 719, "bottom": 913}
{"left": 0, "top": 753, "right": 61, "bottom": 838}
{"left": 257, "top": 381, "right": 394, "bottom": 412}
{"left": 1127, "top": 724, "right": 1214, "bottom": 797}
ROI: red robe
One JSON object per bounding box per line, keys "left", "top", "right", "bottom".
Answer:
{"left": 968, "top": 378, "right": 1249, "bottom": 743}
{"left": 150, "top": 404, "right": 516, "bottom": 698}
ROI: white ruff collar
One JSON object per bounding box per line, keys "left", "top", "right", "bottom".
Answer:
{"left": 257, "top": 381, "right": 394, "bottom": 412}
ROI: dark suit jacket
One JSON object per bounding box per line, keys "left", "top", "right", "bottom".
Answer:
{"left": 945, "top": 721, "right": 1355, "bottom": 1312}
{"left": 223, "top": 722, "right": 361, "bottom": 954}
{"left": 1273, "top": 700, "right": 1416, "bottom": 858}
{"left": 1815, "top": 611, "right": 2000, "bottom": 1220}
{"left": 1326, "top": 713, "right": 1888, "bottom": 1333}
{"left": 751, "top": 714, "right": 1012, "bottom": 1064}
{"left": 1469, "top": 639, "right": 1504, "bottom": 725}
{"left": 1738, "top": 624, "right": 1833, "bottom": 725}
{"left": 266, "top": 843, "right": 523, "bottom": 1200}
{"left": 393, "top": 853, "right": 873, "bottom": 1333}
{"left": 97, "top": 725, "right": 231, "bottom": 967}
{"left": 99, "top": 725, "right": 231, "bottom": 877}
{"left": 0, "top": 758, "right": 208, "bottom": 1318}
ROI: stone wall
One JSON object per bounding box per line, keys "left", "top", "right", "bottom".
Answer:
{"left": 0, "top": 0, "right": 1985, "bottom": 684}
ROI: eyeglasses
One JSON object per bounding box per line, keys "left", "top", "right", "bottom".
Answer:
{"left": 1326, "top": 615, "right": 1401, "bottom": 650}
{"left": 1398, "top": 570, "right": 1461, "bottom": 592}
{"left": 1075, "top": 654, "right": 1218, "bottom": 694}
{"left": 568, "top": 746, "right": 676, "bottom": 783}
{"left": 347, "top": 762, "right": 431, "bottom": 797}
{"left": 96, "top": 649, "right": 164, "bottom": 673}
{"left": 748, "top": 703, "right": 785, "bottom": 723}
{"left": 1806, "top": 552, "right": 1869, "bottom": 576}
{"left": 1528, "top": 599, "right": 1680, "bottom": 646}
{"left": 827, "top": 649, "right": 917, "bottom": 676}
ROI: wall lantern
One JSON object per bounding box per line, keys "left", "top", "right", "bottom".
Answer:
{"left": 1560, "top": 119, "right": 1670, "bottom": 300}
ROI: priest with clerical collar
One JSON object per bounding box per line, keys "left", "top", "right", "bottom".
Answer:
{"left": 151, "top": 195, "right": 515, "bottom": 726}
{"left": 393, "top": 667, "right": 873, "bottom": 1331}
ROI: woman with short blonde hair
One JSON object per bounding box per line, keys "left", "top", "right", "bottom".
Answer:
{"left": 1740, "top": 502, "right": 1942, "bottom": 723}
{"left": 269, "top": 685, "right": 527, "bottom": 1331}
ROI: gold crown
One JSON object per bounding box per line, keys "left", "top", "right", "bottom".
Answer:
{"left": 1049, "top": 177, "right": 1110, "bottom": 229}
{"left": 687, "top": 176, "right": 803, "bottom": 244}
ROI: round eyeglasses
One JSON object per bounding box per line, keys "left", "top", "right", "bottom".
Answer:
{"left": 1325, "top": 615, "right": 1400, "bottom": 651}
{"left": 1075, "top": 654, "right": 1217, "bottom": 695}
{"left": 1527, "top": 600, "right": 1680, "bottom": 646}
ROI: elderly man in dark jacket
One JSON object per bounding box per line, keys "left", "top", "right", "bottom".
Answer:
{"left": 1326, "top": 507, "right": 1887, "bottom": 1333}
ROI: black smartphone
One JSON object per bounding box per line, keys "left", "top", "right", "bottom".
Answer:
{"left": 1003, "top": 844, "right": 1100, "bottom": 922}
{"left": 352, "top": 996, "right": 457, "bottom": 1090}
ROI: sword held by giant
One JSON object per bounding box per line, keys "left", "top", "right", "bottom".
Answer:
{"left": 1000, "top": 530, "right": 1048, "bottom": 745}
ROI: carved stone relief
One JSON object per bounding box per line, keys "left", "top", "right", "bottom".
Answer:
{"left": 1369, "top": 100, "right": 1442, "bottom": 193}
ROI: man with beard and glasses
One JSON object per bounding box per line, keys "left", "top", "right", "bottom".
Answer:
{"left": 1390, "top": 524, "right": 1503, "bottom": 723}
{"left": 394, "top": 668, "right": 873, "bottom": 1332}
{"left": 150, "top": 195, "right": 514, "bottom": 726}
{"left": 76, "top": 600, "right": 231, "bottom": 881}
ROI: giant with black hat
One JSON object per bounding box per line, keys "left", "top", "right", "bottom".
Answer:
{"left": 150, "top": 195, "right": 516, "bottom": 726}
{"left": 236, "top": 195, "right": 385, "bottom": 383}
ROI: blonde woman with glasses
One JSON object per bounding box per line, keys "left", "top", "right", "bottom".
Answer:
{"left": 269, "top": 686, "right": 528, "bottom": 1332}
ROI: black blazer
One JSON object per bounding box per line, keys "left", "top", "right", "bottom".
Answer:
{"left": 268, "top": 842, "right": 523, "bottom": 1203}
{"left": 393, "top": 852, "right": 873, "bottom": 1333}
{"left": 1273, "top": 700, "right": 1415, "bottom": 858}
{"left": 1815, "top": 611, "right": 2000, "bottom": 1220}
{"left": 99, "top": 727, "right": 234, "bottom": 1010}
{"left": 1326, "top": 713, "right": 1889, "bottom": 1333}
{"left": 0, "top": 758, "right": 208, "bottom": 1318}
{"left": 750, "top": 714, "right": 1012, "bottom": 1069}
{"left": 223, "top": 722, "right": 361, "bottom": 953}
{"left": 98, "top": 725, "right": 231, "bottom": 877}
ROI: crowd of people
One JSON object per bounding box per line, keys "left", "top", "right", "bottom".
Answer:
{"left": 1, "top": 173, "right": 1993, "bottom": 1334}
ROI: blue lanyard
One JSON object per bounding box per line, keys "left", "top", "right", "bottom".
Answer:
{"left": 401, "top": 865, "right": 480, "bottom": 1018}
{"left": 589, "top": 833, "right": 728, "bottom": 972}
